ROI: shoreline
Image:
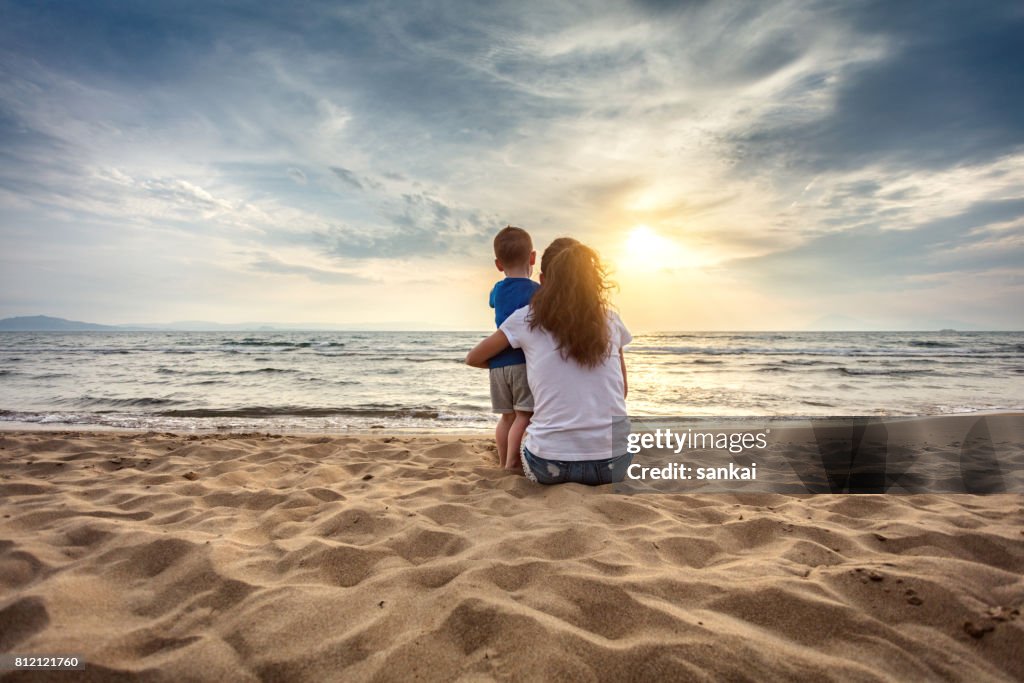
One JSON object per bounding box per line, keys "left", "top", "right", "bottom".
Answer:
{"left": 1, "top": 408, "right": 1021, "bottom": 437}
{"left": 0, "top": 422, "right": 494, "bottom": 437}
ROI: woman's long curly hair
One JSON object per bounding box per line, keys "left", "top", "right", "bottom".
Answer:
{"left": 529, "top": 239, "right": 615, "bottom": 368}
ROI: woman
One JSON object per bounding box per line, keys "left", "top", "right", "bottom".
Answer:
{"left": 466, "top": 238, "right": 632, "bottom": 485}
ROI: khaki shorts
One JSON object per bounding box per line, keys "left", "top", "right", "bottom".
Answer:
{"left": 489, "top": 364, "right": 534, "bottom": 413}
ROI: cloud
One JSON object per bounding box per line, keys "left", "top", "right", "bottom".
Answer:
{"left": 732, "top": 1, "right": 1024, "bottom": 172}
{"left": 0, "top": 0, "right": 1021, "bottom": 326}
{"left": 739, "top": 197, "right": 1024, "bottom": 293}
{"left": 307, "top": 190, "right": 495, "bottom": 259}
{"left": 247, "top": 254, "right": 371, "bottom": 285}
{"left": 329, "top": 166, "right": 363, "bottom": 190}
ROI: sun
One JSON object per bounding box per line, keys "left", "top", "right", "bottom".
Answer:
{"left": 626, "top": 225, "right": 665, "bottom": 259}
{"left": 617, "top": 224, "right": 712, "bottom": 273}
{"left": 618, "top": 222, "right": 675, "bottom": 270}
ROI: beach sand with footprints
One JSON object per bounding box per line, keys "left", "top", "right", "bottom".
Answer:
{"left": 1, "top": 425, "right": 1022, "bottom": 681}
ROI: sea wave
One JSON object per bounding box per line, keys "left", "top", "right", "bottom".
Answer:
{"left": 630, "top": 345, "right": 1015, "bottom": 358}
{"left": 157, "top": 406, "right": 444, "bottom": 419}
{"left": 76, "top": 396, "right": 181, "bottom": 408}
{"left": 235, "top": 367, "right": 299, "bottom": 375}
{"left": 833, "top": 368, "right": 935, "bottom": 377}
{"left": 164, "top": 367, "right": 300, "bottom": 377}
{"left": 221, "top": 339, "right": 348, "bottom": 348}
{"left": 907, "top": 340, "right": 958, "bottom": 348}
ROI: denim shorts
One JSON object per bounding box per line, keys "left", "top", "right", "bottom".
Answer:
{"left": 521, "top": 446, "right": 633, "bottom": 486}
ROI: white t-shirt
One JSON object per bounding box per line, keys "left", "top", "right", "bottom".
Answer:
{"left": 500, "top": 306, "right": 631, "bottom": 461}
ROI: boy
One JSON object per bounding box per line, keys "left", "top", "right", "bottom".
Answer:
{"left": 488, "top": 226, "right": 540, "bottom": 471}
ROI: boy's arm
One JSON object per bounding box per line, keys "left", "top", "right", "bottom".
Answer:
{"left": 466, "top": 330, "right": 511, "bottom": 368}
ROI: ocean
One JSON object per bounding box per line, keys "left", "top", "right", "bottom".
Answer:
{"left": 0, "top": 330, "right": 1021, "bottom": 432}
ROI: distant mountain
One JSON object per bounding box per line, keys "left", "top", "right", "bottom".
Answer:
{"left": 0, "top": 315, "right": 121, "bottom": 331}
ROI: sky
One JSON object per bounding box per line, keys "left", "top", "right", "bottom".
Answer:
{"left": 1, "top": 0, "right": 1022, "bottom": 331}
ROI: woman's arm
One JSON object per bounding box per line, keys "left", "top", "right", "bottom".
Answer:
{"left": 620, "top": 348, "right": 628, "bottom": 398}
{"left": 466, "top": 329, "right": 512, "bottom": 368}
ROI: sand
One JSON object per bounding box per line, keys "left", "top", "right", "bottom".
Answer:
{"left": 1, "top": 423, "right": 1022, "bottom": 681}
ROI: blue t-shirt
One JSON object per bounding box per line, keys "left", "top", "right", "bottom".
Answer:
{"left": 488, "top": 277, "right": 540, "bottom": 368}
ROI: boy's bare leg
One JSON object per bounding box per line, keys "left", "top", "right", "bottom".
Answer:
{"left": 495, "top": 413, "right": 515, "bottom": 468}
{"left": 506, "top": 410, "right": 532, "bottom": 472}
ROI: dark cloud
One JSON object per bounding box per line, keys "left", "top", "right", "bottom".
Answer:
{"left": 2, "top": 1, "right": 223, "bottom": 88}
{"left": 329, "top": 166, "right": 363, "bottom": 190}
{"left": 0, "top": 0, "right": 537, "bottom": 163}
{"left": 308, "top": 191, "right": 494, "bottom": 259}
{"left": 629, "top": 0, "right": 713, "bottom": 15}
{"left": 734, "top": 0, "right": 1024, "bottom": 171}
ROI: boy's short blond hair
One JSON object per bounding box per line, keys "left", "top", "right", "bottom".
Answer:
{"left": 493, "top": 226, "right": 533, "bottom": 269}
